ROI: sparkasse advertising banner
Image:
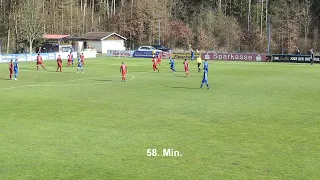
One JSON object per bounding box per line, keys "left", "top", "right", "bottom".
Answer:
{"left": 201, "top": 52, "right": 268, "bottom": 62}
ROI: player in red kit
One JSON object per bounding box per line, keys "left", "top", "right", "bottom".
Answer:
{"left": 120, "top": 62, "right": 127, "bottom": 82}
{"left": 152, "top": 57, "right": 159, "bottom": 72}
{"left": 67, "top": 52, "right": 73, "bottom": 67}
{"left": 36, "top": 53, "right": 46, "bottom": 70}
{"left": 56, "top": 55, "right": 62, "bottom": 72}
{"left": 80, "top": 53, "right": 85, "bottom": 66}
{"left": 9, "top": 59, "right": 13, "bottom": 80}
{"left": 157, "top": 53, "right": 162, "bottom": 66}
{"left": 183, "top": 59, "right": 189, "bottom": 77}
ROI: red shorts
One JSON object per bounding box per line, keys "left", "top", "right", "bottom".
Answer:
{"left": 153, "top": 64, "right": 157, "bottom": 68}
{"left": 185, "top": 68, "right": 189, "bottom": 72}
{"left": 122, "top": 71, "right": 127, "bottom": 76}
{"left": 37, "top": 61, "right": 43, "bottom": 65}
{"left": 58, "top": 63, "right": 62, "bottom": 67}
{"left": 9, "top": 70, "right": 13, "bottom": 74}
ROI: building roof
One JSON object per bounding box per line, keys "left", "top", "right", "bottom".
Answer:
{"left": 43, "top": 34, "right": 70, "bottom": 39}
{"left": 81, "top": 32, "right": 127, "bottom": 41}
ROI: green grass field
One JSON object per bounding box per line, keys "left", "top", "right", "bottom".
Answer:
{"left": 1, "top": 57, "right": 320, "bottom": 179}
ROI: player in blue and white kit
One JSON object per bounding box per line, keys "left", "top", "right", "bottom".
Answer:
{"left": 191, "top": 48, "right": 195, "bottom": 61}
{"left": 13, "top": 59, "right": 19, "bottom": 80}
{"left": 203, "top": 59, "right": 209, "bottom": 72}
{"left": 76, "top": 56, "right": 84, "bottom": 73}
{"left": 199, "top": 69, "right": 209, "bottom": 89}
{"left": 169, "top": 57, "right": 176, "bottom": 72}
{"left": 72, "top": 55, "right": 75, "bottom": 67}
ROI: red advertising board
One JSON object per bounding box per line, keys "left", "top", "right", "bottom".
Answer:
{"left": 161, "top": 52, "right": 171, "bottom": 59}
{"left": 201, "top": 53, "right": 268, "bottom": 62}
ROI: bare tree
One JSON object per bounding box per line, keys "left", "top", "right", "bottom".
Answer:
{"left": 5, "top": 0, "right": 12, "bottom": 53}
{"left": 302, "top": 0, "right": 312, "bottom": 50}
{"left": 248, "top": 0, "right": 251, "bottom": 31}
{"left": 13, "top": 0, "right": 19, "bottom": 53}
{"left": 82, "top": 0, "right": 86, "bottom": 34}
{"left": 0, "top": 0, "right": 319, "bottom": 54}
{"left": 106, "top": 0, "right": 109, "bottom": 18}
{"left": 18, "top": 0, "right": 43, "bottom": 53}
{"left": 260, "top": 0, "right": 263, "bottom": 35}
{"left": 312, "top": 28, "right": 318, "bottom": 49}
{"left": 91, "top": 0, "right": 94, "bottom": 31}
{"left": 265, "top": 0, "right": 268, "bottom": 32}
{"left": 70, "top": 0, "right": 73, "bottom": 34}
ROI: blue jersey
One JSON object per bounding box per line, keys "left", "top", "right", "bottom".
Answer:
{"left": 14, "top": 61, "right": 18, "bottom": 70}
{"left": 203, "top": 61, "right": 209, "bottom": 70}
{"left": 191, "top": 50, "right": 194, "bottom": 59}
{"left": 169, "top": 58, "right": 175, "bottom": 67}
{"left": 77, "top": 58, "right": 82, "bottom": 67}
{"left": 203, "top": 70, "right": 208, "bottom": 80}
{"left": 200, "top": 69, "right": 209, "bottom": 88}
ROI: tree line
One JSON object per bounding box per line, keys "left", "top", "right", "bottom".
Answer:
{"left": 0, "top": 0, "right": 319, "bottom": 54}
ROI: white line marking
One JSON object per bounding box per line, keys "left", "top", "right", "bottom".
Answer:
{"left": 126, "top": 74, "right": 135, "bottom": 81}
{"left": 0, "top": 76, "right": 105, "bottom": 91}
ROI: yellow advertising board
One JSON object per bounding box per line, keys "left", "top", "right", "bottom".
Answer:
{"left": 172, "top": 52, "right": 200, "bottom": 59}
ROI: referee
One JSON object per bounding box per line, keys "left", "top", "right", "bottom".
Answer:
{"left": 196, "top": 56, "right": 202, "bottom": 72}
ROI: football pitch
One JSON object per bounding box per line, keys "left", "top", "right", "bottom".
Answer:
{"left": 1, "top": 57, "right": 320, "bottom": 179}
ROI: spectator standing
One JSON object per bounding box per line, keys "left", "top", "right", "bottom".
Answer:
{"left": 309, "top": 48, "right": 314, "bottom": 65}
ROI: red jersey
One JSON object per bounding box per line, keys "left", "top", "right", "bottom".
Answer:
{"left": 120, "top": 64, "right": 127, "bottom": 72}
{"left": 152, "top": 58, "right": 158, "bottom": 65}
{"left": 57, "top": 57, "right": 62, "bottom": 64}
{"left": 184, "top": 61, "right": 189, "bottom": 68}
{"left": 68, "top": 54, "right": 73, "bottom": 60}
{"left": 37, "top": 55, "right": 43, "bottom": 62}
{"left": 9, "top": 62, "right": 13, "bottom": 70}
{"left": 80, "top": 55, "right": 85, "bottom": 61}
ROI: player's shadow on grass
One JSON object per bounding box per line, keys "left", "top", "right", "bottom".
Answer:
{"left": 165, "top": 86, "right": 199, "bottom": 90}
{"left": 0, "top": 77, "right": 10, "bottom": 80}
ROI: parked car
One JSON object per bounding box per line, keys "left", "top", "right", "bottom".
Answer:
{"left": 137, "top": 46, "right": 162, "bottom": 52}
{"left": 152, "top": 45, "right": 172, "bottom": 52}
